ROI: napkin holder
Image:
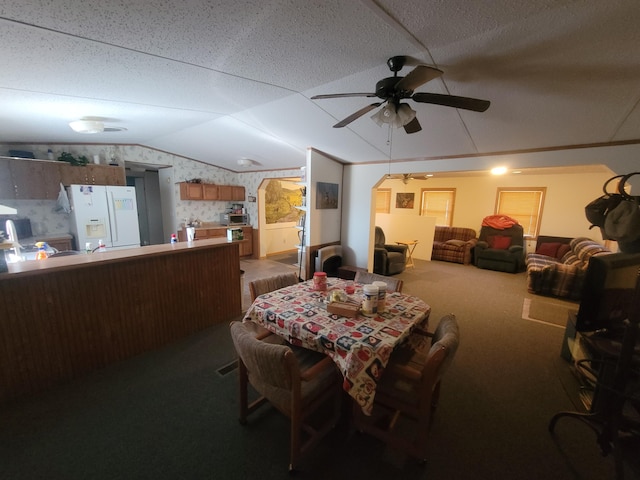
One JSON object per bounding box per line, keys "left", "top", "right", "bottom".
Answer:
{"left": 327, "top": 301, "right": 359, "bottom": 318}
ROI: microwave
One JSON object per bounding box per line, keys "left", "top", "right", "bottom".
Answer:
{"left": 220, "top": 213, "right": 249, "bottom": 226}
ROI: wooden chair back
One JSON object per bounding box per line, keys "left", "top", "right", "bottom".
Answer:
{"left": 249, "top": 272, "right": 299, "bottom": 302}
{"left": 354, "top": 271, "right": 403, "bottom": 292}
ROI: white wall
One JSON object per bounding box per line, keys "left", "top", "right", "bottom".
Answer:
{"left": 307, "top": 148, "right": 343, "bottom": 246}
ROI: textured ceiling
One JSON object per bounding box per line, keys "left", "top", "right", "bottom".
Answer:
{"left": 1, "top": 0, "right": 639, "bottom": 172}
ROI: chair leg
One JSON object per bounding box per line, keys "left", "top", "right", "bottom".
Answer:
{"left": 238, "top": 359, "right": 249, "bottom": 425}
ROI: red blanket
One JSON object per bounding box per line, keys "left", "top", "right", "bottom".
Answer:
{"left": 482, "top": 215, "right": 519, "bottom": 230}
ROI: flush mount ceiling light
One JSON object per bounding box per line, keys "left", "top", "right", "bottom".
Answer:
{"left": 491, "top": 166, "right": 508, "bottom": 175}
{"left": 69, "top": 120, "right": 104, "bottom": 134}
{"left": 371, "top": 102, "right": 416, "bottom": 129}
{"left": 237, "top": 158, "right": 255, "bottom": 167}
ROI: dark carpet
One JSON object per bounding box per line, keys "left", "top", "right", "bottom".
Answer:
{"left": 1, "top": 260, "right": 638, "bottom": 479}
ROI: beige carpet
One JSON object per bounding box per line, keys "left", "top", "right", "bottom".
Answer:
{"left": 522, "top": 296, "right": 577, "bottom": 328}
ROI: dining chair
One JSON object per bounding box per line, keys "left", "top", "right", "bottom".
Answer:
{"left": 229, "top": 321, "right": 343, "bottom": 472}
{"left": 249, "top": 271, "right": 300, "bottom": 301}
{"left": 247, "top": 272, "right": 300, "bottom": 339}
{"left": 353, "top": 271, "right": 404, "bottom": 292}
{"left": 352, "top": 314, "right": 460, "bottom": 462}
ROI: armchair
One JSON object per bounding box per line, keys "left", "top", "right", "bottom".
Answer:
{"left": 474, "top": 223, "right": 525, "bottom": 273}
{"left": 373, "top": 226, "right": 408, "bottom": 276}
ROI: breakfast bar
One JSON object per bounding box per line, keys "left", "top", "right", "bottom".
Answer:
{"left": 0, "top": 239, "right": 241, "bottom": 404}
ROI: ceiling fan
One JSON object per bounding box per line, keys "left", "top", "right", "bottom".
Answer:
{"left": 311, "top": 55, "right": 490, "bottom": 134}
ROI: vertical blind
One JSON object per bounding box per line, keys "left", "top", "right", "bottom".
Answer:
{"left": 376, "top": 189, "right": 391, "bottom": 213}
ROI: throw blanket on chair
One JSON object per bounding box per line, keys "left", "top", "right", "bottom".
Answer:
{"left": 482, "top": 215, "right": 519, "bottom": 230}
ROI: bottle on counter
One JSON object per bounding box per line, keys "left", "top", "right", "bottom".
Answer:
{"left": 35, "top": 242, "right": 48, "bottom": 260}
{"left": 170, "top": 233, "right": 178, "bottom": 244}
{"left": 97, "top": 240, "right": 107, "bottom": 252}
{"left": 47, "top": 149, "right": 54, "bottom": 161}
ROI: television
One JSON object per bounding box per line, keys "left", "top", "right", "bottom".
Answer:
{"left": 575, "top": 252, "right": 640, "bottom": 334}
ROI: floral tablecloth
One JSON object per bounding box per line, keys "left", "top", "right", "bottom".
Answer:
{"left": 242, "top": 278, "right": 431, "bottom": 415}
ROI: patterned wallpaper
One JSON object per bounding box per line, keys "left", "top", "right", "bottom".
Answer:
{"left": 1, "top": 143, "right": 303, "bottom": 237}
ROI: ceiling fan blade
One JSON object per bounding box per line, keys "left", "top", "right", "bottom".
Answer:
{"left": 311, "top": 93, "right": 376, "bottom": 100}
{"left": 333, "top": 102, "right": 382, "bottom": 128}
{"left": 412, "top": 92, "right": 490, "bottom": 112}
{"left": 394, "top": 65, "right": 443, "bottom": 93}
{"left": 403, "top": 116, "right": 422, "bottom": 134}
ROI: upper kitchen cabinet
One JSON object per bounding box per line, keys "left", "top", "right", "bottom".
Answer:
{"left": 179, "top": 182, "right": 245, "bottom": 201}
{"left": 180, "top": 182, "right": 204, "bottom": 200}
{"left": 0, "top": 157, "right": 62, "bottom": 200}
{"left": 61, "top": 164, "right": 125, "bottom": 186}
{"left": 203, "top": 183, "right": 220, "bottom": 200}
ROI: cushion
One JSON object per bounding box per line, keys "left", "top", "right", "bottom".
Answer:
{"left": 556, "top": 243, "right": 571, "bottom": 261}
{"left": 445, "top": 239, "right": 467, "bottom": 247}
{"left": 488, "top": 235, "right": 512, "bottom": 249}
{"left": 535, "top": 242, "right": 561, "bottom": 258}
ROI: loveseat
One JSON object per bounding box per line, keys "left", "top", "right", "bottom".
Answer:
{"left": 431, "top": 226, "right": 478, "bottom": 265}
{"left": 525, "top": 236, "right": 611, "bottom": 300}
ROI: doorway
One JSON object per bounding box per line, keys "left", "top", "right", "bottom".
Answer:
{"left": 126, "top": 166, "right": 166, "bottom": 246}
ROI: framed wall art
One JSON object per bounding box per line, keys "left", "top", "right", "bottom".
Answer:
{"left": 396, "top": 192, "right": 415, "bottom": 209}
{"left": 316, "top": 182, "right": 339, "bottom": 209}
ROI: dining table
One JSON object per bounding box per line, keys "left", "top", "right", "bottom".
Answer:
{"left": 242, "top": 277, "right": 431, "bottom": 415}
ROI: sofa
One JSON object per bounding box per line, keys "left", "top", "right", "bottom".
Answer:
{"left": 431, "top": 226, "right": 478, "bottom": 265}
{"left": 525, "top": 236, "right": 611, "bottom": 299}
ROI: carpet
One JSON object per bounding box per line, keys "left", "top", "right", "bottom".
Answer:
{"left": 522, "top": 297, "right": 577, "bottom": 328}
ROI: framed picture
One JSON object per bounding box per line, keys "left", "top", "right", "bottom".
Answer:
{"left": 316, "top": 182, "right": 339, "bottom": 209}
{"left": 396, "top": 192, "right": 415, "bottom": 209}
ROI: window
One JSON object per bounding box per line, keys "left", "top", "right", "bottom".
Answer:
{"left": 376, "top": 188, "right": 391, "bottom": 214}
{"left": 495, "top": 187, "right": 546, "bottom": 237}
{"left": 419, "top": 189, "right": 456, "bottom": 226}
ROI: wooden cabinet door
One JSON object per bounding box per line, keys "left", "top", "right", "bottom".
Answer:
{"left": 0, "top": 158, "right": 16, "bottom": 199}
{"left": 217, "top": 185, "right": 232, "bottom": 200}
{"left": 61, "top": 165, "right": 90, "bottom": 186}
{"left": 10, "top": 159, "right": 59, "bottom": 199}
{"left": 231, "top": 186, "right": 245, "bottom": 201}
{"left": 180, "top": 182, "right": 204, "bottom": 200}
{"left": 87, "top": 165, "right": 126, "bottom": 185}
{"left": 203, "top": 184, "right": 219, "bottom": 200}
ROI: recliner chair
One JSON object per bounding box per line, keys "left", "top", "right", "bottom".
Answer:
{"left": 474, "top": 223, "right": 525, "bottom": 273}
{"left": 373, "top": 226, "right": 408, "bottom": 276}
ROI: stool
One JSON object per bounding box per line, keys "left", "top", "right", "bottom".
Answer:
{"left": 337, "top": 265, "right": 366, "bottom": 280}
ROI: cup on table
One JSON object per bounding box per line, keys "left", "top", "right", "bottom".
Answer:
{"left": 345, "top": 280, "right": 355, "bottom": 295}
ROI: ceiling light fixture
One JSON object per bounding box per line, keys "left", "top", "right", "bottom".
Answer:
{"left": 237, "top": 158, "right": 255, "bottom": 167}
{"left": 69, "top": 120, "right": 104, "bottom": 134}
{"left": 371, "top": 103, "right": 416, "bottom": 129}
{"left": 491, "top": 166, "right": 508, "bottom": 175}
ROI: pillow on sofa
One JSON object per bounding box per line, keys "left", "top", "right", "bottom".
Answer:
{"left": 488, "top": 235, "right": 512, "bottom": 249}
{"left": 556, "top": 243, "right": 571, "bottom": 261}
{"left": 445, "top": 239, "right": 467, "bottom": 247}
{"left": 535, "top": 242, "right": 561, "bottom": 258}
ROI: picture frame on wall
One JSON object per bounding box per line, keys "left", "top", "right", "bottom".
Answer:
{"left": 396, "top": 192, "right": 415, "bottom": 209}
{"left": 316, "top": 182, "right": 339, "bottom": 209}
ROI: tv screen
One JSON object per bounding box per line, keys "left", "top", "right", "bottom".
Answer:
{"left": 576, "top": 252, "right": 640, "bottom": 333}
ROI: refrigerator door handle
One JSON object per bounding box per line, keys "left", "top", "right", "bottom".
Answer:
{"left": 108, "top": 191, "right": 118, "bottom": 243}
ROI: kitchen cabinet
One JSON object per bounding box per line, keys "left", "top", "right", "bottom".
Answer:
{"left": 61, "top": 164, "right": 125, "bottom": 186}
{"left": 178, "top": 182, "right": 245, "bottom": 201}
{"left": 0, "top": 157, "right": 125, "bottom": 200}
{"left": 203, "top": 184, "right": 219, "bottom": 200}
{"left": 179, "top": 182, "right": 204, "bottom": 200}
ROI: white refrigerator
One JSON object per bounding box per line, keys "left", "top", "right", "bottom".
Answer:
{"left": 68, "top": 185, "right": 141, "bottom": 251}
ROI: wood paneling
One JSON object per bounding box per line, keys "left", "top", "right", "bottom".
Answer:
{"left": 0, "top": 241, "right": 241, "bottom": 404}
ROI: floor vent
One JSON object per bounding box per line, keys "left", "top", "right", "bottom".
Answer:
{"left": 216, "top": 360, "right": 238, "bottom": 377}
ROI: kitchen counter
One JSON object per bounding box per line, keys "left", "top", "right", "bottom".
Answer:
{"left": 0, "top": 238, "right": 241, "bottom": 404}
{"left": 4, "top": 237, "right": 228, "bottom": 277}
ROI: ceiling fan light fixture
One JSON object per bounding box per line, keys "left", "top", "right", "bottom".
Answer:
{"left": 69, "top": 120, "right": 104, "bottom": 134}
{"left": 371, "top": 103, "right": 416, "bottom": 129}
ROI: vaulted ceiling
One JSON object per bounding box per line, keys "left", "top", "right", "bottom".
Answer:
{"left": 1, "top": 1, "right": 639, "bottom": 172}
